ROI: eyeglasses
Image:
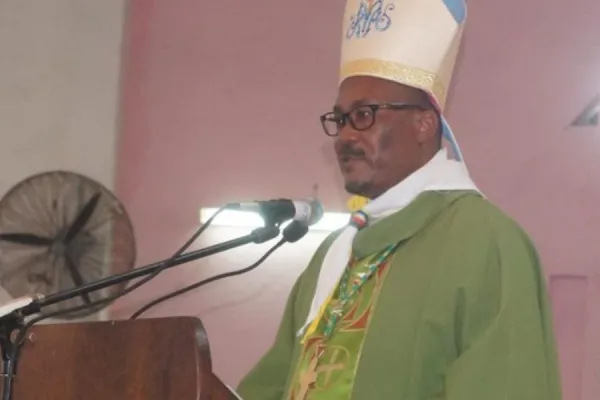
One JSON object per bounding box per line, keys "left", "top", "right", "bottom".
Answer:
{"left": 319, "top": 102, "right": 427, "bottom": 137}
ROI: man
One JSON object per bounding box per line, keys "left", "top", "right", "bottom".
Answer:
{"left": 237, "top": 0, "right": 562, "bottom": 399}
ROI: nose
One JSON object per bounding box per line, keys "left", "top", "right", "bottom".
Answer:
{"left": 334, "top": 126, "right": 362, "bottom": 152}
{"left": 336, "top": 119, "right": 362, "bottom": 142}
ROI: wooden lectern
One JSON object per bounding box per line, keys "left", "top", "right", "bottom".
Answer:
{"left": 0, "top": 316, "right": 238, "bottom": 400}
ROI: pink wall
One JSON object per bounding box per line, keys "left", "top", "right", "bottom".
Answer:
{"left": 114, "top": 0, "right": 600, "bottom": 397}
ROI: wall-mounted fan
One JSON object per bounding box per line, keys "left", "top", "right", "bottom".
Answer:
{"left": 0, "top": 171, "right": 136, "bottom": 319}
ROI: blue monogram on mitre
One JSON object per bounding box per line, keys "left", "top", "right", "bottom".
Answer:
{"left": 346, "top": 0, "right": 395, "bottom": 39}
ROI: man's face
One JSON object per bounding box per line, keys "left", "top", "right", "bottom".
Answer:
{"left": 331, "top": 76, "right": 438, "bottom": 199}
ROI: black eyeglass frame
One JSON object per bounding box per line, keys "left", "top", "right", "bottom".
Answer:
{"left": 319, "top": 102, "right": 429, "bottom": 137}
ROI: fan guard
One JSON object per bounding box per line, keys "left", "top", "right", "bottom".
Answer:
{"left": 0, "top": 171, "right": 136, "bottom": 319}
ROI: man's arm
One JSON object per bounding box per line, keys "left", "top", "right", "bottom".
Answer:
{"left": 236, "top": 275, "right": 302, "bottom": 400}
{"left": 236, "top": 231, "right": 340, "bottom": 399}
{"left": 444, "top": 224, "right": 562, "bottom": 400}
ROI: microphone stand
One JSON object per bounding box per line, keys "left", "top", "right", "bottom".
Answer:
{"left": 0, "top": 225, "right": 280, "bottom": 400}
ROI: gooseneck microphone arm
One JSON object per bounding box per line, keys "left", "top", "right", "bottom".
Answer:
{"left": 22, "top": 225, "right": 279, "bottom": 315}
{"left": 0, "top": 196, "right": 323, "bottom": 400}
{"left": 0, "top": 224, "right": 280, "bottom": 400}
{"left": 129, "top": 220, "right": 310, "bottom": 319}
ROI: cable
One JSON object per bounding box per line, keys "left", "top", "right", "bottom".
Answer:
{"left": 129, "top": 220, "right": 309, "bottom": 319}
{"left": 129, "top": 238, "right": 285, "bottom": 319}
{"left": 39, "top": 206, "right": 227, "bottom": 321}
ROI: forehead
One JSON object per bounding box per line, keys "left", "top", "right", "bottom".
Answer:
{"left": 335, "top": 76, "right": 416, "bottom": 109}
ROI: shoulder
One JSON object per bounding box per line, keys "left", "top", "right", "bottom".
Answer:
{"left": 437, "top": 195, "right": 548, "bottom": 311}
{"left": 429, "top": 193, "right": 542, "bottom": 278}
{"left": 444, "top": 193, "right": 536, "bottom": 250}
{"left": 296, "top": 229, "right": 341, "bottom": 279}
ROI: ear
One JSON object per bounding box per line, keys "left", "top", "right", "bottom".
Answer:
{"left": 414, "top": 110, "right": 439, "bottom": 144}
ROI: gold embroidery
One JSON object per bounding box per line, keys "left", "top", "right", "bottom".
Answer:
{"left": 297, "top": 354, "right": 320, "bottom": 400}
{"left": 287, "top": 255, "right": 395, "bottom": 399}
{"left": 318, "top": 348, "right": 346, "bottom": 386}
{"left": 339, "top": 58, "right": 447, "bottom": 109}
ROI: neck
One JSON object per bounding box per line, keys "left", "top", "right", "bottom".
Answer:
{"left": 361, "top": 148, "right": 479, "bottom": 221}
{"left": 363, "top": 150, "right": 442, "bottom": 200}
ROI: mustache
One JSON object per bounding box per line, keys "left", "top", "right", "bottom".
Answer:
{"left": 336, "top": 143, "right": 366, "bottom": 158}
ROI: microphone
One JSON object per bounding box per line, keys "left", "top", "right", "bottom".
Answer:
{"left": 282, "top": 220, "right": 310, "bottom": 243}
{"left": 227, "top": 198, "right": 323, "bottom": 226}
{"left": 127, "top": 203, "right": 316, "bottom": 320}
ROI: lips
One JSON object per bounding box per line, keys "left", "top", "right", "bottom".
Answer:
{"left": 337, "top": 149, "right": 366, "bottom": 162}
{"left": 340, "top": 155, "right": 363, "bottom": 163}
{"left": 336, "top": 143, "right": 367, "bottom": 166}
{"left": 338, "top": 154, "right": 367, "bottom": 171}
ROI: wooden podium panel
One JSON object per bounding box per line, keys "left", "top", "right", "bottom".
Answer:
{"left": 0, "top": 316, "right": 236, "bottom": 400}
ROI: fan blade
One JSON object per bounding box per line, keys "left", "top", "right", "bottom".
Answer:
{"left": 64, "top": 192, "right": 101, "bottom": 244}
{"left": 0, "top": 233, "right": 53, "bottom": 246}
{"left": 64, "top": 256, "right": 92, "bottom": 304}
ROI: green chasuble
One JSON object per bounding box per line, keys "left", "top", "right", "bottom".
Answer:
{"left": 286, "top": 247, "right": 395, "bottom": 399}
{"left": 237, "top": 191, "right": 562, "bottom": 400}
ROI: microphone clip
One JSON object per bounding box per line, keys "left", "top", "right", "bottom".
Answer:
{"left": 256, "top": 200, "right": 293, "bottom": 227}
{"left": 249, "top": 225, "right": 280, "bottom": 244}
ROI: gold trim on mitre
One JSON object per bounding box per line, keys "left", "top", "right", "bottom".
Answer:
{"left": 339, "top": 58, "right": 448, "bottom": 109}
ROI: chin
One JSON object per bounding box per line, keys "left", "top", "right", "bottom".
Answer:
{"left": 344, "top": 180, "right": 371, "bottom": 197}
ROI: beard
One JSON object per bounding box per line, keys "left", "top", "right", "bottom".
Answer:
{"left": 344, "top": 179, "right": 372, "bottom": 197}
